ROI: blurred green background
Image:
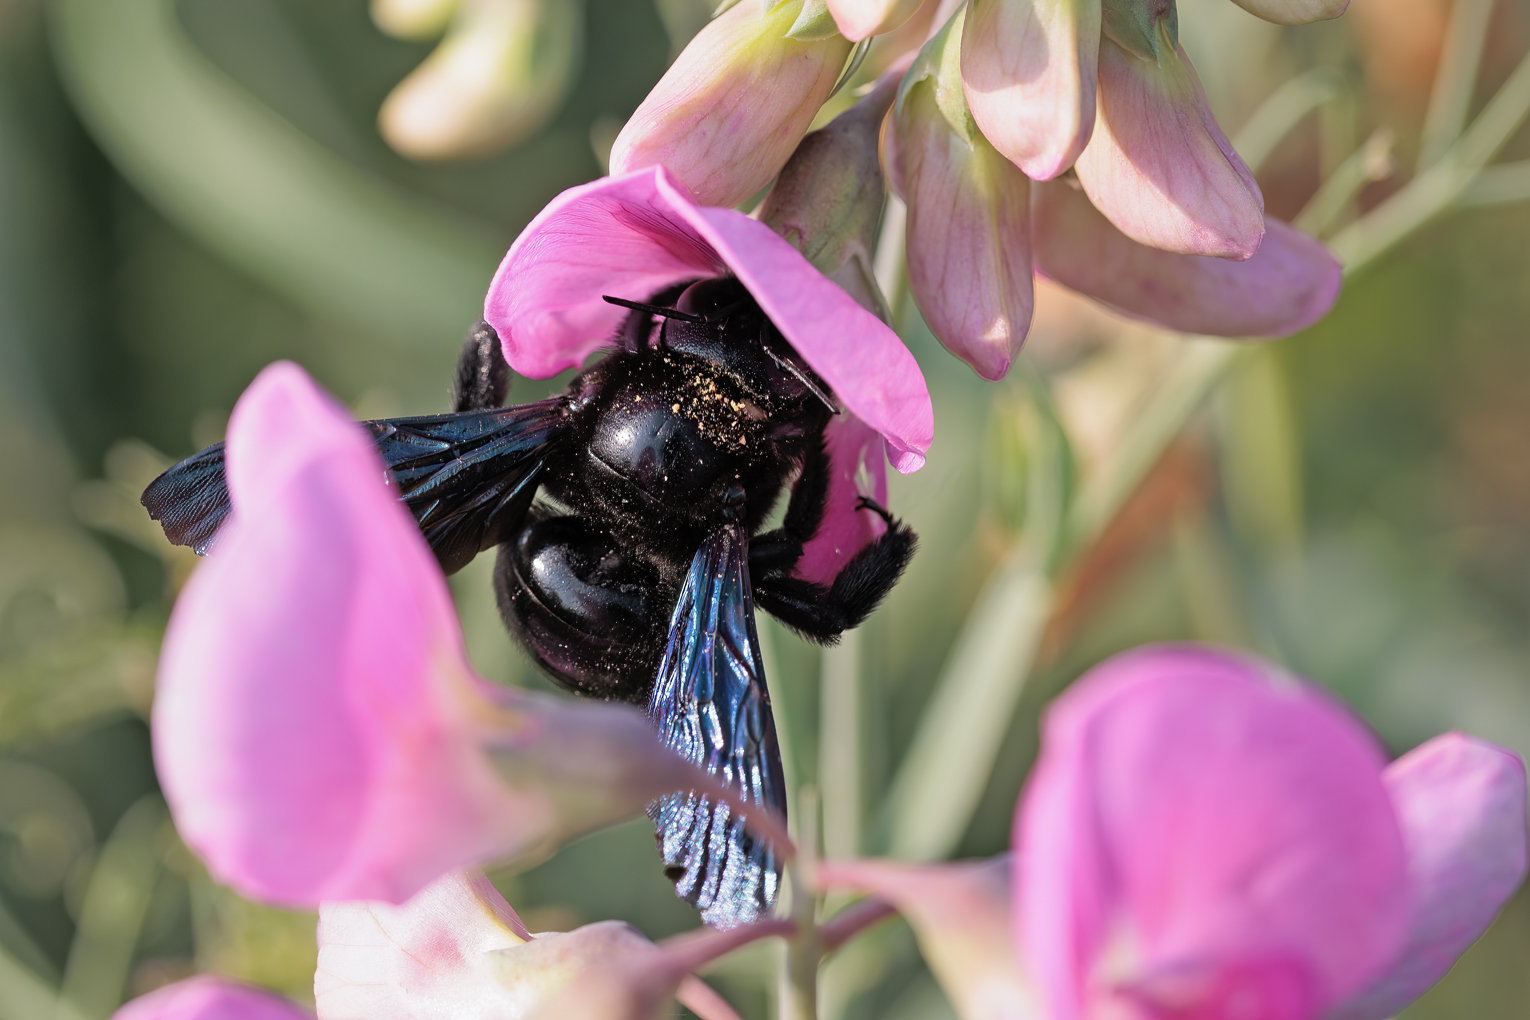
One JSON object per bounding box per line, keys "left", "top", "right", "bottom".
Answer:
{"left": 2, "top": 0, "right": 1530, "bottom": 1017}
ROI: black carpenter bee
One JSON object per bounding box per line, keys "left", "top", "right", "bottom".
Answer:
{"left": 141, "top": 277, "right": 916, "bottom": 928}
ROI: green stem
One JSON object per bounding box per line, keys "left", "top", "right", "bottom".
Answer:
{"left": 1419, "top": 0, "right": 1498, "bottom": 170}
{"left": 780, "top": 787, "right": 821, "bottom": 1020}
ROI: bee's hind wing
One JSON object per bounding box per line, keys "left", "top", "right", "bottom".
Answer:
{"left": 647, "top": 523, "right": 789, "bottom": 929}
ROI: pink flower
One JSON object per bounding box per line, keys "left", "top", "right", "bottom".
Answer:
{"left": 608, "top": 0, "right": 852, "bottom": 208}
{"left": 154, "top": 362, "right": 789, "bottom": 906}
{"left": 315, "top": 866, "right": 789, "bottom": 1019}
{"left": 820, "top": 644, "right": 1528, "bottom": 1020}
{"left": 113, "top": 976, "right": 310, "bottom": 1020}
{"left": 961, "top": 0, "right": 1344, "bottom": 257}
{"left": 888, "top": 9, "right": 1341, "bottom": 376}
{"left": 483, "top": 165, "right": 933, "bottom": 475}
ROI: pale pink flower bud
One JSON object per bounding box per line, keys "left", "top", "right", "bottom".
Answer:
{"left": 827, "top": 0, "right": 925, "bottom": 40}
{"left": 962, "top": 0, "right": 1101, "bottom": 181}
{"left": 1230, "top": 0, "right": 1349, "bottom": 26}
{"left": 894, "top": 8, "right": 1034, "bottom": 379}
{"left": 758, "top": 66, "right": 903, "bottom": 317}
{"left": 1073, "top": 27, "right": 1265, "bottom": 258}
{"left": 378, "top": 0, "right": 581, "bottom": 160}
{"left": 608, "top": 0, "right": 852, "bottom": 208}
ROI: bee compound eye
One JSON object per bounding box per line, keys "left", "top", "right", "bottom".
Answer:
{"left": 493, "top": 517, "right": 663, "bottom": 702}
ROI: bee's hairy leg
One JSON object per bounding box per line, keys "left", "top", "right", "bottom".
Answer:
{"left": 748, "top": 432, "right": 829, "bottom": 578}
{"left": 452, "top": 319, "right": 512, "bottom": 412}
{"left": 752, "top": 504, "right": 915, "bottom": 644}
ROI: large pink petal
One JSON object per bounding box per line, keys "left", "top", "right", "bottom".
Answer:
{"left": 1017, "top": 645, "right": 1410, "bottom": 1020}
{"left": 484, "top": 167, "right": 933, "bottom": 472}
{"left": 962, "top": 0, "right": 1101, "bottom": 180}
{"left": 818, "top": 857, "right": 1037, "bottom": 1020}
{"left": 607, "top": 1, "right": 850, "bottom": 208}
{"left": 827, "top": 0, "right": 925, "bottom": 40}
{"left": 1228, "top": 0, "right": 1349, "bottom": 26}
{"left": 155, "top": 363, "right": 785, "bottom": 906}
{"left": 796, "top": 415, "right": 889, "bottom": 585}
{"left": 114, "top": 977, "right": 309, "bottom": 1020}
{"left": 1032, "top": 178, "right": 1341, "bottom": 337}
{"left": 1330, "top": 734, "right": 1529, "bottom": 1020}
{"left": 1074, "top": 37, "right": 1264, "bottom": 259}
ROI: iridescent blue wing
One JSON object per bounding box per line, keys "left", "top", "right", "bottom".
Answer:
{"left": 647, "top": 523, "right": 788, "bottom": 929}
{"left": 141, "top": 397, "right": 569, "bottom": 574}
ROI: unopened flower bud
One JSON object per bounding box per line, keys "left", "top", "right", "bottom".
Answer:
{"left": 1230, "top": 0, "right": 1348, "bottom": 26}
{"left": 372, "top": 0, "right": 459, "bottom": 40}
{"left": 893, "top": 8, "right": 1033, "bottom": 380}
{"left": 758, "top": 68, "right": 904, "bottom": 318}
{"left": 609, "top": 0, "right": 853, "bottom": 208}
{"left": 378, "top": 0, "right": 580, "bottom": 160}
{"left": 827, "top": 0, "right": 926, "bottom": 41}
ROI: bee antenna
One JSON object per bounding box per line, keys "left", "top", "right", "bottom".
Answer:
{"left": 602, "top": 295, "right": 706, "bottom": 323}
{"left": 761, "top": 325, "right": 838, "bottom": 415}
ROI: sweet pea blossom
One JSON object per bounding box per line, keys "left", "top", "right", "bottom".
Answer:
{"left": 315, "top": 866, "right": 788, "bottom": 1019}
{"left": 483, "top": 164, "right": 931, "bottom": 580}
{"left": 961, "top": 0, "right": 1346, "bottom": 257}
{"left": 154, "top": 361, "right": 789, "bottom": 906}
{"left": 821, "top": 645, "right": 1528, "bottom": 1020}
{"left": 608, "top": 0, "right": 852, "bottom": 207}
{"left": 889, "top": 8, "right": 1342, "bottom": 377}
{"left": 113, "top": 977, "right": 311, "bottom": 1020}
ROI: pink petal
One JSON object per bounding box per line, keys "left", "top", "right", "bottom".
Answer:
{"left": 113, "top": 977, "right": 309, "bottom": 1020}
{"left": 896, "top": 46, "right": 1035, "bottom": 378}
{"left": 1227, "top": 0, "right": 1349, "bottom": 26}
{"left": 484, "top": 166, "right": 933, "bottom": 473}
{"left": 526, "top": 920, "right": 795, "bottom": 1020}
{"left": 1330, "top": 735, "right": 1529, "bottom": 1020}
{"left": 1074, "top": 37, "right": 1265, "bottom": 259}
{"left": 1031, "top": 178, "right": 1341, "bottom": 337}
{"left": 1017, "top": 645, "right": 1410, "bottom": 1020}
{"left": 818, "top": 857, "right": 1037, "bottom": 1020}
{"left": 316, "top": 868, "right": 534, "bottom": 1018}
{"left": 796, "top": 415, "right": 889, "bottom": 585}
{"left": 155, "top": 363, "right": 782, "bottom": 906}
{"left": 962, "top": 0, "right": 1101, "bottom": 180}
{"left": 827, "top": 0, "right": 925, "bottom": 40}
{"left": 607, "top": 0, "right": 851, "bottom": 208}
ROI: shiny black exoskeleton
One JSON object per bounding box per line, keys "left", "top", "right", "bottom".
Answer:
{"left": 141, "top": 277, "right": 916, "bottom": 929}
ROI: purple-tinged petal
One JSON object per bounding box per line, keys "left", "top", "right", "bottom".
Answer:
{"left": 526, "top": 919, "right": 795, "bottom": 1020}
{"left": 962, "top": 0, "right": 1101, "bottom": 181}
{"left": 316, "top": 868, "right": 534, "bottom": 1018}
{"left": 818, "top": 857, "right": 1038, "bottom": 1020}
{"left": 1018, "top": 645, "right": 1409, "bottom": 1020}
{"left": 896, "top": 6, "right": 1034, "bottom": 378}
{"left": 1032, "top": 178, "right": 1341, "bottom": 337}
{"left": 1228, "top": 0, "right": 1349, "bottom": 26}
{"left": 114, "top": 977, "right": 309, "bottom": 1020}
{"left": 607, "top": 0, "right": 851, "bottom": 208}
{"left": 317, "top": 864, "right": 771, "bottom": 1020}
{"left": 155, "top": 363, "right": 789, "bottom": 907}
{"left": 1074, "top": 36, "right": 1265, "bottom": 259}
{"left": 484, "top": 167, "right": 933, "bottom": 472}
{"left": 1329, "top": 735, "right": 1529, "bottom": 1020}
{"left": 827, "top": 0, "right": 925, "bottom": 40}
{"left": 796, "top": 415, "right": 888, "bottom": 586}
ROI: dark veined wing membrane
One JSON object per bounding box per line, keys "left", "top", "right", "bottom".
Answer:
{"left": 140, "top": 397, "right": 569, "bottom": 574}
{"left": 647, "top": 523, "right": 788, "bottom": 929}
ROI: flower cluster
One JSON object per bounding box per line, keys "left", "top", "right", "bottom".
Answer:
{"left": 611, "top": 0, "right": 1344, "bottom": 380}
